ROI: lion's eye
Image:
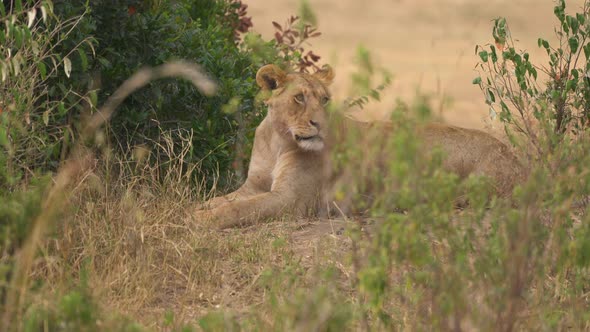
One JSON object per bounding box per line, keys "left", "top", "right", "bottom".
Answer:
{"left": 294, "top": 93, "right": 305, "bottom": 104}
{"left": 321, "top": 96, "right": 330, "bottom": 106}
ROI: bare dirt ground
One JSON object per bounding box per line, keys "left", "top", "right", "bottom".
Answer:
{"left": 247, "top": 0, "right": 585, "bottom": 129}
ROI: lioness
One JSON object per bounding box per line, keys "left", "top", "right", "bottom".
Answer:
{"left": 195, "top": 64, "right": 525, "bottom": 228}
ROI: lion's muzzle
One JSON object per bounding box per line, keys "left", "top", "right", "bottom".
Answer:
{"left": 294, "top": 134, "right": 324, "bottom": 151}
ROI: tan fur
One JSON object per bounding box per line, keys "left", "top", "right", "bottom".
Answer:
{"left": 195, "top": 64, "right": 525, "bottom": 228}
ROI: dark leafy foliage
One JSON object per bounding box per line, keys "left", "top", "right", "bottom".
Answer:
{"left": 48, "top": 0, "right": 265, "bottom": 183}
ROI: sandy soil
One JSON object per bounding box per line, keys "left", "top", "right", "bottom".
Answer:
{"left": 246, "top": 0, "right": 585, "bottom": 130}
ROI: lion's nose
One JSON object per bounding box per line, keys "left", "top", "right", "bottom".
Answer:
{"left": 309, "top": 120, "right": 320, "bottom": 129}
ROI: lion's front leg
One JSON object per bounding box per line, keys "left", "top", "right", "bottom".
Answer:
{"left": 195, "top": 192, "right": 299, "bottom": 229}
{"left": 197, "top": 181, "right": 264, "bottom": 210}
{"left": 196, "top": 150, "right": 324, "bottom": 228}
{"left": 198, "top": 194, "right": 236, "bottom": 210}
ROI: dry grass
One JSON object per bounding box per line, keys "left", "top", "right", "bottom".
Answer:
{"left": 47, "top": 190, "right": 357, "bottom": 328}
{"left": 11, "top": 3, "right": 590, "bottom": 329}
{"left": 4, "top": 56, "right": 374, "bottom": 330}
{"left": 19, "top": 88, "right": 590, "bottom": 330}
{"left": 2, "top": 61, "right": 235, "bottom": 330}
{"left": 27, "top": 128, "right": 360, "bottom": 329}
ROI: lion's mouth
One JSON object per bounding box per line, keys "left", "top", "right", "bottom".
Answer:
{"left": 295, "top": 135, "right": 321, "bottom": 142}
{"left": 294, "top": 134, "right": 324, "bottom": 151}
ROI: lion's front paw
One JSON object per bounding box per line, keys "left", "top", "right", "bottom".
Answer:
{"left": 193, "top": 209, "right": 214, "bottom": 222}
{"left": 197, "top": 196, "right": 231, "bottom": 210}
{"left": 193, "top": 204, "right": 248, "bottom": 230}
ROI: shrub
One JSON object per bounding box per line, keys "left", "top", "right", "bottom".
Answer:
{"left": 0, "top": 0, "right": 94, "bottom": 190}
{"left": 0, "top": 1, "right": 287, "bottom": 329}
{"left": 474, "top": 0, "right": 590, "bottom": 159}
{"left": 332, "top": 90, "right": 590, "bottom": 330}
{"left": 48, "top": 0, "right": 266, "bottom": 185}
{"left": 0, "top": 0, "right": 278, "bottom": 192}
{"left": 335, "top": 1, "right": 590, "bottom": 329}
{"left": 0, "top": 4, "right": 93, "bottom": 322}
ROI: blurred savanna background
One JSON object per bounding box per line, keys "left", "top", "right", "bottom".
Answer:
{"left": 251, "top": 0, "right": 585, "bottom": 128}
{"left": 2, "top": 0, "right": 590, "bottom": 331}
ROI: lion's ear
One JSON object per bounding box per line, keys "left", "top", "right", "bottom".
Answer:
{"left": 256, "top": 64, "right": 286, "bottom": 90}
{"left": 313, "top": 65, "right": 335, "bottom": 86}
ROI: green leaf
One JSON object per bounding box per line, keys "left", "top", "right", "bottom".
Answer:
{"left": 23, "top": 27, "right": 31, "bottom": 43}
{"left": 568, "top": 37, "right": 579, "bottom": 54}
{"left": 37, "top": 61, "right": 47, "bottom": 80}
{"left": 486, "top": 89, "right": 496, "bottom": 104}
{"left": 14, "top": 28, "right": 23, "bottom": 49}
{"left": 78, "top": 48, "right": 88, "bottom": 71}
{"left": 565, "top": 79, "right": 576, "bottom": 92}
{"left": 97, "top": 57, "right": 111, "bottom": 68}
{"left": 490, "top": 45, "right": 497, "bottom": 63}
{"left": 554, "top": 0, "right": 565, "bottom": 22}
{"left": 571, "top": 69, "right": 579, "bottom": 80}
{"left": 57, "top": 83, "right": 68, "bottom": 94}
{"left": 567, "top": 15, "right": 579, "bottom": 34}
{"left": 0, "top": 126, "right": 8, "bottom": 148}
{"left": 493, "top": 17, "right": 507, "bottom": 45}
{"left": 89, "top": 90, "right": 98, "bottom": 108}
{"left": 499, "top": 101, "right": 512, "bottom": 122}
{"left": 529, "top": 66, "right": 537, "bottom": 80}
{"left": 472, "top": 77, "right": 482, "bottom": 85}
{"left": 58, "top": 102, "right": 67, "bottom": 116}
{"left": 478, "top": 51, "right": 489, "bottom": 62}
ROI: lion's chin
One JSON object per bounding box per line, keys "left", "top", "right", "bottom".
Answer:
{"left": 295, "top": 136, "right": 324, "bottom": 151}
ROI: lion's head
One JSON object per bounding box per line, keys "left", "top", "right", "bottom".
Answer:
{"left": 256, "top": 64, "right": 334, "bottom": 152}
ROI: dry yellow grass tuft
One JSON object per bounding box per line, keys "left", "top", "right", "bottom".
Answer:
{"left": 28, "top": 127, "right": 358, "bottom": 328}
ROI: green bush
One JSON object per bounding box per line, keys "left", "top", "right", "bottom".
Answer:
{"left": 0, "top": 1, "right": 281, "bottom": 329}
{"left": 336, "top": 1, "right": 590, "bottom": 329}
{"left": 0, "top": 0, "right": 94, "bottom": 190}
{"left": 330, "top": 95, "right": 590, "bottom": 330}
{"left": 23, "top": 287, "right": 146, "bottom": 332}
{"left": 49, "top": 0, "right": 267, "bottom": 183}
{"left": 0, "top": 5, "right": 91, "bottom": 315}
{"left": 0, "top": 0, "right": 275, "bottom": 192}
{"left": 474, "top": 0, "right": 590, "bottom": 158}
